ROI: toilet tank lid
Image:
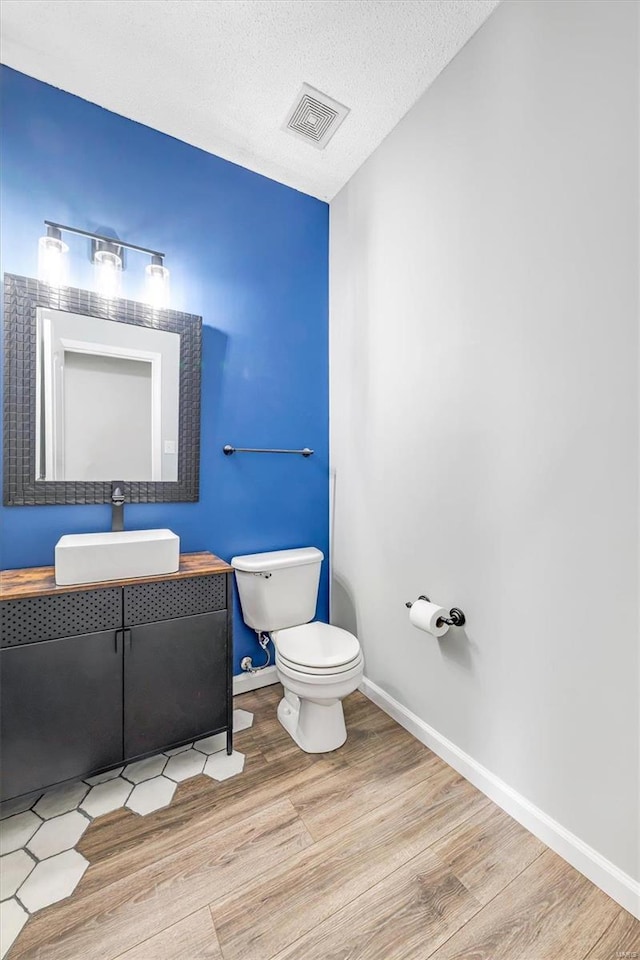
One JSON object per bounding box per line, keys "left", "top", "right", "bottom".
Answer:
{"left": 231, "top": 546, "right": 324, "bottom": 573}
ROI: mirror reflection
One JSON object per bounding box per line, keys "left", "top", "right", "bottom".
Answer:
{"left": 36, "top": 308, "right": 180, "bottom": 482}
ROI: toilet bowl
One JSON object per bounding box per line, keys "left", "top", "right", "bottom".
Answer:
{"left": 272, "top": 621, "right": 363, "bottom": 752}
{"left": 231, "top": 547, "right": 363, "bottom": 753}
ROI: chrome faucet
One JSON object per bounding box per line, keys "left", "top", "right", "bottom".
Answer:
{"left": 111, "top": 482, "right": 125, "bottom": 532}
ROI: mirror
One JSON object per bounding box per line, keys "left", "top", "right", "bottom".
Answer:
{"left": 37, "top": 308, "right": 180, "bottom": 482}
{"left": 4, "top": 274, "right": 202, "bottom": 505}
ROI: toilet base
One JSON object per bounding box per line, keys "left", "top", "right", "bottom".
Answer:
{"left": 277, "top": 694, "right": 347, "bottom": 753}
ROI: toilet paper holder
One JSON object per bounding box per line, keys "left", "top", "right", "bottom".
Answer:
{"left": 405, "top": 596, "right": 466, "bottom": 628}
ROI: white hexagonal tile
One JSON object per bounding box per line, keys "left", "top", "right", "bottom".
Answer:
{"left": 126, "top": 777, "right": 176, "bottom": 816}
{"left": 0, "top": 792, "right": 42, "bottom": 821}
{"left": 34, "top": 781, "right": 88, "bottom": 820}
{"left": 123, "top": 755, "right": 167, "bottom": 784}
{"left": 203, "top": 751, "right": 245, "bottom": 782}
{"left": 0, "top": 849, "right": 36, "bottom": 900}
{"left": 80, "top": 778, "right": 132, "bottom": 819}
{"left": 163, "top": 743, "right": 192, "bottom": 756}
{"left": 163, "top": 749, "right": 205, "bottom": 782}
{"left": 17, "top": 848, "right": 88, "bottom": 913}
{"left": 233, "top": 709, "right": 254, "bottom": 732}
{"left": 27, "top": 811, "right": 90, "bottom": 861}
{"left": 193, "top": 732, "right": 226, "bottom": 755}
{"left": 84, "top": 766, "right": 124, "bottom": 786}
{"left": 0, "top": 898, "right": 29, "bottom": 959}
{"left": 0, "top": 811, "right": 41, "bottom": 855}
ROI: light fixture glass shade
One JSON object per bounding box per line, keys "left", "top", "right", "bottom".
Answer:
{"left": 38, "top": 234, "right": 69, "bottom": 287}
{"left": 94, "top": 246, "right": 122, "bottom": 299}
{"left": 145, "top": 261, "right": 170, "bottom": 308}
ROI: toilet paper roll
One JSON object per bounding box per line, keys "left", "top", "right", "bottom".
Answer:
{"left": 409, "top": 599, "right": 450, "bottom": 637}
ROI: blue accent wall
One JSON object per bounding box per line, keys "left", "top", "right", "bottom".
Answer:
{"left": 0, "top": 67, "right": 329, "bottom": 673}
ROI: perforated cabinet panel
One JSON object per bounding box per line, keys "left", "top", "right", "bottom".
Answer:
{"left": 124, "top": 575, "right": 227, "bottom": 626}
{"left": 1, "top": 589, "right": 122, "bottom": 648}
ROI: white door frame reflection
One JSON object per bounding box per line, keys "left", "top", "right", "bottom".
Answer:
{"left": 36, "top": 308, "right": 180, "bottom": 482}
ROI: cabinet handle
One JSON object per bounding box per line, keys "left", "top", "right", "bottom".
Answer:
{"left": 114, "top": 629, "right": 122, "bottom": 652}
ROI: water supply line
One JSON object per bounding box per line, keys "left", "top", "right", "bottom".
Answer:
{"left": 240, "top": 632, "right": 273, "bottom": 674}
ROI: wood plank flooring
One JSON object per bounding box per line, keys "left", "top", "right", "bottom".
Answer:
{"left": 8, "top": 685, "right": 639, "bottom": 960}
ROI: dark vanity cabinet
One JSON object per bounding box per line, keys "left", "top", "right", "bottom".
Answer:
{"left": 0, "top": 553, "right": 233, "bottom": 802}
{"left": 1, "top": 625, "right": 124, "bottom": 798}
{"left": 122, "top": 576, "right": 230, "bottom": 758}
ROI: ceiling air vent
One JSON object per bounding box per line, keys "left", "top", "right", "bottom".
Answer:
{"left": 283, "top": 83, "right": 350, "bottom": 150}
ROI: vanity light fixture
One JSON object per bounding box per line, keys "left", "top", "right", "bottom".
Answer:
{"left": 92, "top": 239, "right": 123, "bottom": 299}
{"left": 37, "top": 224, "right": 69, "bottom": 288}
{"left": 145, "top": 254, "right": 170, "bottom": 309}
{"left": 39, "top": 221, "right": 170, "bottom": 306}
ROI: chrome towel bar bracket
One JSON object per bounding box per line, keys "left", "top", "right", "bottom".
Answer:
{"left": 405, "top": 595, "right": 466, "bottom": 627}
{"left": 223, "top": 445, "right": 314, "bottom": 457}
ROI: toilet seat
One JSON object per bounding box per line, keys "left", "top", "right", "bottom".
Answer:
{"left": 276, "top": 651, "right": 364, "bottom": 686}
{"left": 276, "top": 650, "right": 363, "bottom": 677}
{"left": 272, "top": 621, "right": 361, "bottom": 671}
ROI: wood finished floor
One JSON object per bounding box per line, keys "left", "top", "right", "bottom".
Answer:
{"left": 8, "top": 685, "right": 639, "bottom": 960}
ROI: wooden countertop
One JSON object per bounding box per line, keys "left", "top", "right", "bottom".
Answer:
{"left": 0, "top": 551, "right": 234, "bottom": 601}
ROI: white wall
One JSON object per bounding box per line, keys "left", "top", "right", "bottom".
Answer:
{"left": 63, "top": 352, "right": 153, "bottom": 481}
{"left": 330, "top": 0, "right": 639, "bottom": 897}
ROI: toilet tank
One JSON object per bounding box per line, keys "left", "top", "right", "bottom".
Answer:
{"left": 231, "top": 547, "right": 323, "bottom": 632}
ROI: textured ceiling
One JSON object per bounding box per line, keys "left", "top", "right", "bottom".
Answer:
{"left": 0, "top": 0, "right": 500, "bottom": 200}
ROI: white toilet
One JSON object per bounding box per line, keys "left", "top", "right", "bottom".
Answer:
{"left": 231, "top": 547, "right": 363, "bottom": 753}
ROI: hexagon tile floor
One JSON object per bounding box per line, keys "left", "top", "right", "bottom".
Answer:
{"left": 0, "top": 708, "right": 252, "bottom": 959}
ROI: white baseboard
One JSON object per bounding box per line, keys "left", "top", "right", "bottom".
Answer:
{"left": 233, "top": 665, "right": 279, "bottom": 696}
{"left": 360, "top": 675, "right": 640, "bottom": 919}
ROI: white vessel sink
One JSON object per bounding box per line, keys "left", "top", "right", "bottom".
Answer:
{"left": 55, "top": 529, "right": 180, "bottom": 586}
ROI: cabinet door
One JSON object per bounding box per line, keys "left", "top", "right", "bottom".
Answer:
{"left": 124, "top": 611, "right": 227, "bottom": 759}
{"left": 0, "top": 631, "right": 123, "bottom": 801}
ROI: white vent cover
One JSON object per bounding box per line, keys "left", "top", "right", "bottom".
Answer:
{"left": 283, "top": 83, "right": 350, "bottom": 150}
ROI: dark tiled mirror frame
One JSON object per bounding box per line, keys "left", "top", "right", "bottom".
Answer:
{"left": 3, "top": 274, "right": 202, "bottom": 506}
